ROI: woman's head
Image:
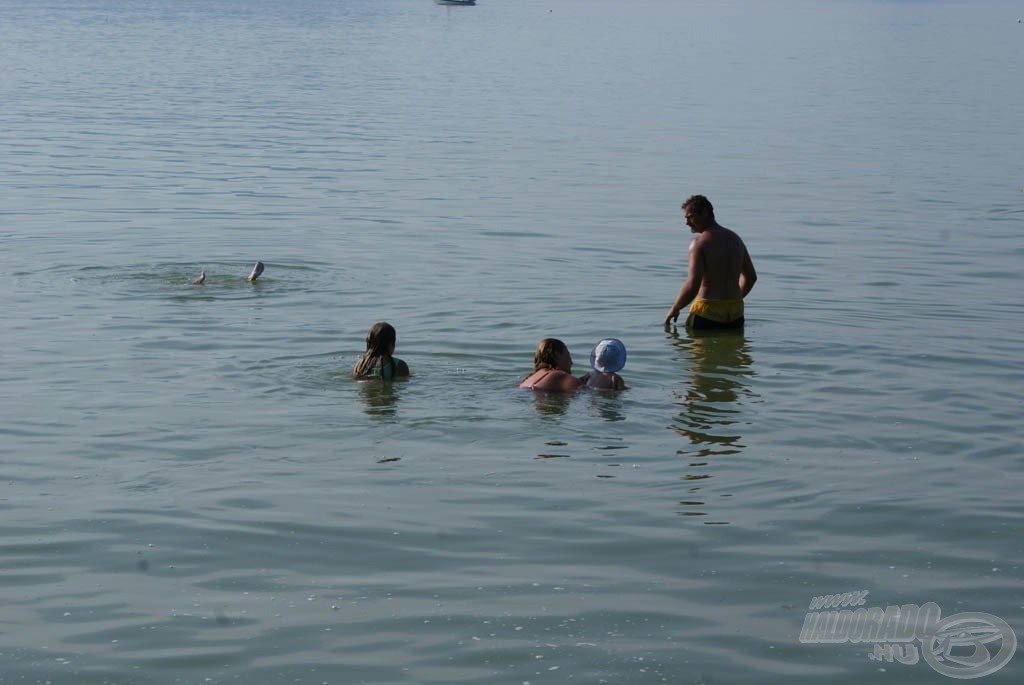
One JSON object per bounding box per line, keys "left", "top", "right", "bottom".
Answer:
{"left": 365, "top": 322, "right": 397, "bottom": 355}
{"left": 534, "top": 338, "right": 572, "bottom": 372}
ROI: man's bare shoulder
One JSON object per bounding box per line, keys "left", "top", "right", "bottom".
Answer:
{"left": 710, "top": 224, "right": 747, "bottom": 249}
{"left": 714, "top": 223, "right": 739, "bottom": 238}
{"left": 691, "top": 226, "right": 721, "bottom": 247}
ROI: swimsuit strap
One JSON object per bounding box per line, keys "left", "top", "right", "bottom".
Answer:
{"left": 528, "top": 369, "right": 554, "bottom": 389}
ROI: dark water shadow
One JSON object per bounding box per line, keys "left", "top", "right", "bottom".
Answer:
{"left": 356, "top": 379, "right": 402, "bottom": 420}
{"left": 527, "top": 390, "right": 574, "bottom": 418}
{"left": 585, "top": 391, "right": 626, "bottom": 422}
{"left": 667, "top": 328, "right": 757, "bottom": 524}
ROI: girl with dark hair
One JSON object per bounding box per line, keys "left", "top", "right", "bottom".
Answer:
{"left": 353, "top": 322, "right": 410, "bottom": 380}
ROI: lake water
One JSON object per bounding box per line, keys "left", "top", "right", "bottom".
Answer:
{"left": 1, "top": 0, "right": 1022, "bottom": 683}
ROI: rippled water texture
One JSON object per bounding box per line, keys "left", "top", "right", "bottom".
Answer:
{"left": 1, "top": 0, "right": 1022, "bottom": 683}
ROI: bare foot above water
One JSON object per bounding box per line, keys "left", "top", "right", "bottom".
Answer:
{"left": 247, "top": 261, "right": 265, "bottom": 282}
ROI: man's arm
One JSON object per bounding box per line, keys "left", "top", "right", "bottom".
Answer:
{"left": 738, "top": 246, "right": 757, "bottom": 298}
{"left": 664, "top": 240, "right": 703, "bottom": 326}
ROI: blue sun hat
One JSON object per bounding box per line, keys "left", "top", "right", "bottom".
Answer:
{"left": 590, "top": 338, "right": 627, "bottom": 373}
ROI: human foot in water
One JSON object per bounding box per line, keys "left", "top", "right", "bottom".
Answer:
{"left": 247, "top": 261, "right": 265, "bottom": 282}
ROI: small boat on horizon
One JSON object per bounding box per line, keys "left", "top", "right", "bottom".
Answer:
{"left": 435, "top": 0, "right": 476, "bottom": 5}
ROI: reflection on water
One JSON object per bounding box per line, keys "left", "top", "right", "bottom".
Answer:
{"left": 528, "top": 390, "right": 573, "bottom": 418}
{"left": 356, "top": 379, "right": 401, "bottom": 419}
{"left": 524, "top": 388, "right": 627, "bottom": 422}
{"left": 585, "top": 391, "right": 626, "bottom": 422}
{"left": 668, "top": 329, "right": 756, "bottom": 523}
{"left": 671, "top": 329, "right": 755, "bottom": 449}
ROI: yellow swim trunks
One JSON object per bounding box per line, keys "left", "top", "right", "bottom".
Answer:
{"left": 687, "top": 298, "right": 744, "bottom": 329}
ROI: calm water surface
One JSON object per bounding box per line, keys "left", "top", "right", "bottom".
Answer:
{"left": 1, "top": 0, "right": 1022, "bottom": 683}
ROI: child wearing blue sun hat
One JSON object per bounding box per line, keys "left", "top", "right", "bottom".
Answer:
{"left": 578, "top": 338, "right": 628, "bottom": 390}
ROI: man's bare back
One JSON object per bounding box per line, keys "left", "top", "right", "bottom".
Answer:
{"left": 664, "top": 195, "right": 756, "bottom": 328}
{"left": 690, "top": 226, "right": 749, "bottom": 301}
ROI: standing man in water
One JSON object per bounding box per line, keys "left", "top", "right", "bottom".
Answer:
{"left": 664, "top": 195, "right": 757, "bottom": 330}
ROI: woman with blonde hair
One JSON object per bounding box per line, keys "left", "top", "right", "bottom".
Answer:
{"left": 353, "top": 322, "right": 410, "bottom": 380}
{"left": 519, "top": 338, "right": 580, "bottom": 391}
